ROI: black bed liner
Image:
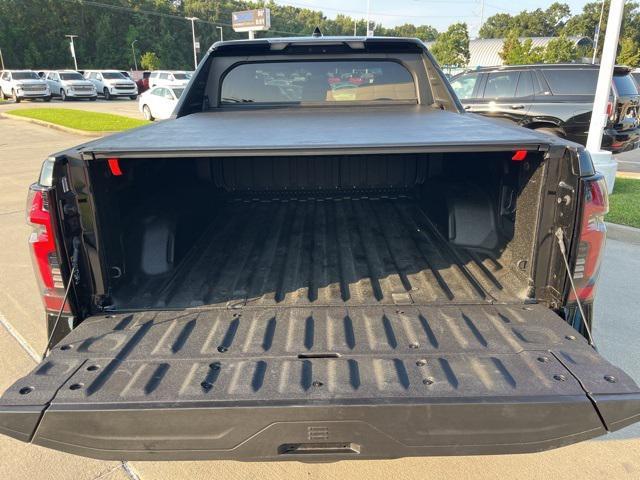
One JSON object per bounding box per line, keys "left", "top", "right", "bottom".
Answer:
{"left": 78, "top": 106, "right": 557, "bottom": 159}
{"left": 123, "top": 195, "right": 521, "bottom": 310}
{"left": 1, "top": 303, "right": 639, "bottom": 460}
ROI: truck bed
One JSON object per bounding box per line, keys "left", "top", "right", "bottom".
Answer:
{"left": 121, "top": 195, "right": 523, "bottom": 310}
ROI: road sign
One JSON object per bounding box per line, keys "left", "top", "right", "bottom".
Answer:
{"left": 232, "top": 9, "right": 271, "bottom": 32}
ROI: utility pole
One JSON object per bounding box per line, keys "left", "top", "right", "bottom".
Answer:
{"left": 479, "top": 0, "right": 485, "bottom": 34}
{"left": 65, "top": 35, "right": 78, "bottom": 70}
{"left": 366, "top": 0, "right": 373, "bottom": 37}
{"left": 0, "top": 48, "right": 4, "bottom": 70}
{"left": 217, "top": 26, "right": 224, "bottom": 42}
{"left": 186, "top": 17, "right": 199, "bottom": 69}
{"left": 586, "top": 0, "right": 625, "bottom": 193}
{"left": 592, "top": 0, "right": 606, "bottom": 64}
{"left": 131, "top": 40, "right": 138, "bottom": 71}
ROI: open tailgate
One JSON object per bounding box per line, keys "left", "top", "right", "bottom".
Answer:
{"left": 1, "top": 304, "right": 639, "bottom": 460}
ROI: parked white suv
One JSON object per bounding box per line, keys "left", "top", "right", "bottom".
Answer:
{"left": 84, "top": 70, "right": 138, "bottom": 100}
{"left": 0, "top": 70, "right": 51, "bottom": 103}
{"left": 149, "top": 71, "right": 191, "bottom": 88}
{"left": 43, "top": 70, "right": 97, "bottom": 101}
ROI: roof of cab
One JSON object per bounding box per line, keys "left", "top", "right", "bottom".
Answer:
{"left": 208, "top": 36, "right": 426, "bottom": 55}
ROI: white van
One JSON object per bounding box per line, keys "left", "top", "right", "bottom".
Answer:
{"left": 84, "top": 70, "right": 138, "bottom": 100}
{"left": 149, "top": 71, "right": 191, "bottom": 88}
{"left": 0, "top": 70, "right": 51, "bottom": 102}
{"left": 43, "top": 70, "right": 97, "bottom": 101}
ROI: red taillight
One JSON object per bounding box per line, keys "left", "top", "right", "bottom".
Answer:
{"left": 108, "top": 157, "right": 122, "bottom": 176}
{"left": 27, "top": 184, "right": 70, "bottom": 313}
{"left": 606, "top": 101, "right": 613, "bottom": 117}
{"left": 512, "top": 150, "right": 528, "bottom": 161}
{"left": 569, "top": 177, "right": 609, "bottom": 303}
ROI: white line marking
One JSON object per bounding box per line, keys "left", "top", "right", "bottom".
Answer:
{"left": 121, "top": 462, "right": 142, "bottom": 480}
{"left": 0, "top": 309, "right": 42, "bottom": 363}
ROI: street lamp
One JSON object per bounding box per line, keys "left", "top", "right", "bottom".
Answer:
{"left": 0, "top": 48, "right": 4, "bottom": 70}
{"left": 65, "top": 34, "right": 78, "bottom": 70}
{"left": 217, "top": 26, "right": 224, "bottom": 42}
{"left": 586, "top": 0, "right": 625, "bottom": 193}
{"left": 131, "top": 40, "right": 138, "bottom": 71}
{"left": 186, "top": 17, "right": 199, "bottom": 69}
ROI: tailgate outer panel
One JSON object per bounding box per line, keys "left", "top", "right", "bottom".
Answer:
{"left": 1, "top": 304, "right": 639, "bottom": 460}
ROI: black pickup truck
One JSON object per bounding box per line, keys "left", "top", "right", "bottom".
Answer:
{"left": 1, "top": 37, "right": 639, "bottom": 461}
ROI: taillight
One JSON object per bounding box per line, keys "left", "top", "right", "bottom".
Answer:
{"left": 27, "top": 184, "right": 69, "bottom": 313}
{"left": 569, "top": 176, "right": 609, "bottom": 303}
{"left": 606, "top": 101, "right": 613, "bottom": 117}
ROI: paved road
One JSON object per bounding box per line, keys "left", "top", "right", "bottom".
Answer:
{"left": 616, "top": 148, "right": 640, "bottom": 174}
{"left": 0, "top": 117, "right": 639, "bottom": 479}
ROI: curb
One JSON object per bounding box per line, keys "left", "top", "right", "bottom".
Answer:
{"left": 616, "top": 171, "right": 640, "bottom": 180}
{"left": 1, "top": 112, "right": 117, "bottom": 137}
{"left": 606, "top": 222, "right": 640, "bottom": 245}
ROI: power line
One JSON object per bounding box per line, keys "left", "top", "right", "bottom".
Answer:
{"left": 277, "top": 0, "right": 483, "bottom": 18}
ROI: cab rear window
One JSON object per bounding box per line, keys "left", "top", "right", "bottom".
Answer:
{"left": 220, "top": 61, "right": 417, "bottom": 104}
{"left": 613, "top": 75, "right": 639, "bottom": 96}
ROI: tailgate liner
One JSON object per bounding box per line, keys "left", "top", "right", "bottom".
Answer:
{"left": 1, "top": 304, "right": 639, "bottom": 460}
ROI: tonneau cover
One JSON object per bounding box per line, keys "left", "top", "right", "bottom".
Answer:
{"left": 81, "top": 106, "right": 559, "bottom": 158}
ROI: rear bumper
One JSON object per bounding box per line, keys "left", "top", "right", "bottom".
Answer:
{"left": 4, "top": 396, "right": 636, "bottom": 461}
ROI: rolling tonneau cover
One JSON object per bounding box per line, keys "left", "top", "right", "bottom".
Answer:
{"left": 78, "top": 106, "right": 559, "bottom": 159}
{"left": 1, "top": 304, "right": 639, "bottom": 460}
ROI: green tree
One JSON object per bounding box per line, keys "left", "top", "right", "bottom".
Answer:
{"left": 499, "top": 30, "right": 544, "bottom": 65}
{"left": 140, "top": 52, "right": 160, "bottom": 70}
{"left": 430, "top": 23, "right": 470, "bottom": 68}
{"left": 564, "top": 1, "right": 640, "bottom": 58}
{"left": 480, "top": 3, "right": 571, "bottom": 38}
{"left": 543, "top": 35, "right": 578, "bottom": 63}
{"left": 617, "top": 37, "right": 640, "bottom": 66}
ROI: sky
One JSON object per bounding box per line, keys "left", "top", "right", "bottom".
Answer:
{"left": 273, "top": 0, "right": 594, "bottom": 37}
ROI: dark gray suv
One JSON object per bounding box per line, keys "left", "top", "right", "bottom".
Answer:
{"left": 451, "top": 64, "right": 640, "bottom": 153}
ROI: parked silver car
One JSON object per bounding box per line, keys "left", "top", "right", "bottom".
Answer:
{"left": 43, "top": 70, "right": 97, "bottom": 101}
{"left": 0, "top": 70, "right": 51, "bottom": 102}
{"left": 83, "top": 70, "right": 138, "bottom": 100}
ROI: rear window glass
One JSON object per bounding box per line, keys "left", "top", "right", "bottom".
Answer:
{"left": 450, "top": 73, "right": 479, "bottom": 99}
{"left": 220, "top": 61, "right": 417, "bottom": 104}
{"left": 613, "top": 75, "right": 638, "bottom": 96}
{"left": 542, "top": 69, "right": 597, "bottom": 95}
{"left": 483, "top": 72, "right": 519, "bottom": 98}
{"left": 13, "top": 72, "right": 40, "bottom": 80}
{"left": 60, "top": 72, "right": 84, "bottom": 81}
{"left": 103, "top": 72, "right": 125, "bottom": 79}
{"left": 173, "top": 73, "right": 188, "bottom": 80}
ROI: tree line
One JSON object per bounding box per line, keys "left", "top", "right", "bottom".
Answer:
{"left": 0, "top": 1, "right": 639, "bottom": 71}
{"left": 0, "top": 0, "right": 437, "bottom": 70}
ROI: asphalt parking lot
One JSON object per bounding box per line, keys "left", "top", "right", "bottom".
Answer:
{"left": 0, "top": 110, "right": 639, "bottom": 479}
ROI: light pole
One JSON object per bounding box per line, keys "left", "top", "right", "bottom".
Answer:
{"left": 586, "top": 0, "right": 625, "bottom": 193}
{"left": 131, "top": 40, "right": 138, "bottom": 71}
{"left": 592, "top": 0, "right": 606, "bottom": 64}
{"left": 0, "top": 48, "right": 4, "bottom": 70}
{"left": 65, "top": 34, "right": 78, "bottom": 70}
{"left": 186, "top": 17, "right": 199, "bottom": 69}
{"left": 217, "top": 26, "right": 224, "bottom": 42}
